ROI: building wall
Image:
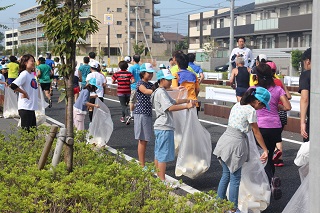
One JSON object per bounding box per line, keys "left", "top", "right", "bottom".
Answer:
{"left": 5, "top": 29, "right": 18, "bottom": 50}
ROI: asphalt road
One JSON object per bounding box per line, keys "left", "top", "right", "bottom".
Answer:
{"left": 3, "top": 89, "right": 304, "bottom": 213}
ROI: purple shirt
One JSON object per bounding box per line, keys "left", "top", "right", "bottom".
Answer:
{"left": 254, "top": 86, "right": 286, "bottom": 128}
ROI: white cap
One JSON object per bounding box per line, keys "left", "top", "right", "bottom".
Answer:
{"left": 89, "top": 61, "right": 99, "bottom": 69}
{"left": 258, "top": 54, "right": 267, "bottom": 62}
{"left": 124, "top": 56, "right": 131, "bottom": 63}
{"left": 158, "top": 63, "right": 166, "bottom": 68}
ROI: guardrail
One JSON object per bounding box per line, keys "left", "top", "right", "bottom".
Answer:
{"left": 283, "top": 76, "right": 299, "bottom": 86}
{"left": 205, "top": 87, "right": 300, "bottom": 116}
{"left": 203, "top": 72, "right": 223, "bottom": 80}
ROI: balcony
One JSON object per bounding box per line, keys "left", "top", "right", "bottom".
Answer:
{"left": 153, "top": 0, "right": 161, "bottom": 4}
{"left": 18, "top": 23, "right": 44, "bottom": 32}
{"left": 125, "top": 1, "right": 146, "bottom": 6}
{"left": 152, "top": 9, "right": 160, "bottom": 16}
{"left": 254, "top": 18, "right": 278, "bottom": 31}
{"left": 19, "top": 32, "right": 45, "bottom": 41}
{"left": 152, "top": 21, "right": 160, "bottom": 28}
{"left": 255, "top": 0, "right": 278, "bottom": 5}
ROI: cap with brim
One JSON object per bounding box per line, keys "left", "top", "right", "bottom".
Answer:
{"left": 124, "top": 56, "right": 131, "bottom": 62}
{"left": 88, "top": 78, "right": 101, "bottom": 89}
{"left": 159, "top": 63, "right": 166, "bottom": 68}
{"left": 157, "top": 69, "right": 175, "bottom": 80}
{"left": 254, "top": 87, "right": 271, "bottom": 110}
{"left": 2, "top": 65, "right": 8, "bottom": 69}
{"left": 140, "top": 63, "right": 155, "bottom": 73}
{"left": 258, "top": 54, "right": 267, "bottom": 62}
{"left": 89, "top": 61, "right": 99, "bottom": 69}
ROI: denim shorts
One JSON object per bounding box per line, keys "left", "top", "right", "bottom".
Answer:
{"left": 154, "top": 130, "right": 175, "bottom": 163}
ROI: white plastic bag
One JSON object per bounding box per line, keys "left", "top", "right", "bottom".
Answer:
{"left": 87, "top": 98, "right": 113, "bottom": 148}
{"left": 36, "top": 86, "right": 48, "bottom": 125}
{"left": 282, "top": 173, "right": 309, "bottom": 213}
{"left": 234, "top": 131, "right": 271, "bottom": 213}
{"left": 3, "top": 88, "right": 19, "bottom": 118}
{"left": 175, "top": 108, "right": 212, "bottom": 179}
{"left": 294, "top": 141, "right": 309, "bottom": 167}
{"left": 167, "top": 89, "right": 187, "bottom": 155}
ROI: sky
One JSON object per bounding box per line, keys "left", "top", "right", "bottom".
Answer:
{"left": 0, "top": 0, "right": 254, "bottom": 36}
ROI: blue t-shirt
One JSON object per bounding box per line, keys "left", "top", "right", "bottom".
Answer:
{"left": 129, "top": 64, "right": 140, "bottom": 90}
{"left": 45, "top": 59, "right": 55, "bottom": 69}
{"left": 74, "top": 88, "right": 90, "bottom": 111}
{"left": 134, "top": 80, "right": 153, "bottom": 116}
{"left": 79, "top": 64, "right": 91, "bottom": 87}
{"left": 188, "top": 62, "right": 203, "bottom": 74}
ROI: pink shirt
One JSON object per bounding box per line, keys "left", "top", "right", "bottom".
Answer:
{"left": 254, "top": 86, "right": 286, "bottom": 128}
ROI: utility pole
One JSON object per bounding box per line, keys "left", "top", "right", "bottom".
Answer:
{"left": 310, "top": 0, "right": 320, "bottom": 211}
{"left": 9, "top": 18, "right": 16, "bottom": 56}
{"left": 127, "top": 0, "right": 130, "bottom": 56}
{"left": 228, "top": 0, "right": 235, "bottom": 74}
{"left": 135, "top": 7, "right": 138, "bottom": 45}
{"left": 176, "top": 22, "right": 178, "bottom": 49}
{"left": 35, "top": 8, "right": 38, "bottom": 59}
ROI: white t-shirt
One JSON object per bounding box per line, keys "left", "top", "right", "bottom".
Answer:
{"left": 230, "top": 47, "right": 254, "bottom": 68}
{"left": 86, "top": 72, "right": 106, "bottom": 97}
{"left": 12, "top": 70, "right": 39, "bottom": 111}
{"left": 228, "top": 102, "right": 257, "bottom": 133}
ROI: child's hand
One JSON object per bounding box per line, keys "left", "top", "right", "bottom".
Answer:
{"left": 95, "top": 104, "right": 100, "bottom": 108}
{"left": 178, "top": 86, "right": 186, "bottom": 90}
{"left": 22, "top": 92, "right": 29, "bottom": 99}
{"left": 260, "top": 150, "right": 268, "bottom": 163}
{"left": 186, "top": 100, "right": 196, "bottom": 109}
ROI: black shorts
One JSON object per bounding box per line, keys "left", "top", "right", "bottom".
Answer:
{"left": 40, "top": 83, "right": 51, "bottom": 91}
{"left": 236, "top": 87, "right": 248, "bottom": 97}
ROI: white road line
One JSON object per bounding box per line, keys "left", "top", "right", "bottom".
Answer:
{"left": 104, "top": 97, "right": 303, "bottom": 145}
{"left": 46, "top": 116, "right": 65, "bottom": 127}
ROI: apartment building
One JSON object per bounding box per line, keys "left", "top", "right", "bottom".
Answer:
{"left": 18, "top": 5, "right": 45, "bottom": 48}
{"left": 189, "top": 0, "right": 312, "bottom": 65}
{"left": 18, "top": 0, "right": 165, "bottom": 57}
{"left": 4, "top": 29, "right": 18, "bottom": 52}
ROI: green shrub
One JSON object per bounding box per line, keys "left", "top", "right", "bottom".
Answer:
{"left": 0, "top": 126, "right": 233, "bottom": 212}
{"left": 291, "top": 49, "right": 302, "bottom": 71}
{"left": 222, "top": 72, "right": 229, "bottom": 80}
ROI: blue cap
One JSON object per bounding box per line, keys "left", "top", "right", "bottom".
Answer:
{"left": 140, "top": 63, "right": 155, "bottom": 73}
{"left": 254, "top": 87, "right": 271, "bottom": 110}
{"left": 156, "top": 69, "right": 175, "bottom": 80}
{"left": 88, "top": 78, "right": 101, "bottom": 89}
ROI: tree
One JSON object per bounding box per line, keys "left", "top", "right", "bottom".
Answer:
{"left": 133, "top": 43, "right": 145, "bottom": 55}
{"left": 175, "top": 37, "right": 188, "bottom": 51}
{"left": 37, "top": 0, "right": 100, "bottom": 172}
{"left": 291, "top": 49, "right": 303, "bottom": 71}
{"left": 0, "top": 4, "right": 14, "bottom": 29}
{"left": 203, "top": 37, "right": 219, "bottom": 61}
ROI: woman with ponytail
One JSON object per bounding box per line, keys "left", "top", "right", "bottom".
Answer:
{"left": 213, "top": 87, "right": 269, "bottom": 213}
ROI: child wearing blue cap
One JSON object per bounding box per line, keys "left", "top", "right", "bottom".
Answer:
{"left": 73, "top": 78, "right": 100, "bottom": 130}
{"left": 152, "top": 69, "right": 196, "bottom": 182}
{"left": 213, "top": 87, "right": 269, "bottom": 213}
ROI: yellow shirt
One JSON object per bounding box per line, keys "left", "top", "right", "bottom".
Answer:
{"left": 170, "top": 65, "right": 196, "bottom": 75}
{"left": 7, "top": 62, "right": 19, "bottom": 79}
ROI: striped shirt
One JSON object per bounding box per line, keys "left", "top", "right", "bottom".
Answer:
{"left": 112, "top": 70, "right": 134, "bottom": 95}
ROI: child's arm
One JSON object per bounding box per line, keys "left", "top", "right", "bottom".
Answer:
{"left": 168, "top": 100, "right": 195, "bottom": 112}
{"left": 251, "top": 122, "right": 268, "bottom": 163}
{"left": 85, "top": 102, "right": 99, "bottom": 108}
{"left": 138, "top": 84, "right": 153, "bottom": 95}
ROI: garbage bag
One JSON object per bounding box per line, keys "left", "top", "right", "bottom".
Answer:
{"left": 167, "top": 89, "right": 187, "bottom": 155}
{"left": 175, "top": 108, "right": 212, "bottom": 179}
{"left": 3, "top": 88, "right": 19, "bottom": 118}
{"left": 231, "top": 131, "right": 271, "bottom": 213}
{"left": 87, "top": 98, "right": 113, "bottom": 148}
{"left": 36, "top": 86, "right": 49, "bottom": 125}
{"left": 282, "top": 173, "right": 309, "bottom": 213}
{"left": 294, "top": 141, "right": 309, "bottom": 167}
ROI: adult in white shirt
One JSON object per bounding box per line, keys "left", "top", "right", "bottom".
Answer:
{"left": 230, "top": 37, "right": 254, "bottom": 69}
{"left": 88, "top": 52, "right": 100, "bottom": 68}
{"left": 86, "top": 61, "right": 106, "bottom": 122}
{"left": 10, "top": 54, "right": 38, "bottom": 131}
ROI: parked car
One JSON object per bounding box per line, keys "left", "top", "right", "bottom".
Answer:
{"left": 215, "top": 62, "right": 229, "bottom": 72}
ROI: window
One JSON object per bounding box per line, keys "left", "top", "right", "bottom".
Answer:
{"left": 266, "top": 37, "right": 274, "bottom": 49}
{"left": 146, "top": 35, "right": 150, "bottom": 39}
{"left": 117, "top": 21, "right": 122, "bottom": 25}
{"left": 117, "top": 8, "right": 122, "bottom": 12}
{"left": 145, "top": 22, "right": 150, "bottom": 26}
{"left": 130, "top": 34, "right": 135, "bottom": 39}
{"left": 278, "top": 36, "right": 287, "bottom": 48}
{"left": 107, "top": 7, "right": 110, "bottom": 11}
{"left": 117, "top": 34, "right": 122, "bottom": 38}
{"left": 280, "top": 8, "right": 288, "bottom": 17}
{"left": 219, "top": 18, "right": 224, "bottom": 28}
{"left": 291, "top": 5, "right": 300, "bottom": 16}
{"left": 246, "top": 15, "right": 251, "bottom": 24}
{"left": 130, "top": 21, "right": 134, "bottom": 26}
{"left": 145, "top": 9, "right": 150, "bottom": 13}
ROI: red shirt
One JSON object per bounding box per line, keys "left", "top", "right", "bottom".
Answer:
{"left": 112, "top": 70, "right": 134, "bottom": 95}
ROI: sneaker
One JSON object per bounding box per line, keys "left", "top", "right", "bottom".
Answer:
{"left": 271, "top": 176, "right": 282, "bottom": 200}
{"left": 120, "top": 117, "right": 125, "bottom": 123}
{"left": 273, "top": 149, "right": 282, "bottom": 162}
{"left": 48, "top": 99, "right": 52, "bottom": 108}
{"left": 126, "top": 116, "right": 131, "bottom": 125}
{"left": 274, "top": 159, "right": 284, "bottom": 167}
